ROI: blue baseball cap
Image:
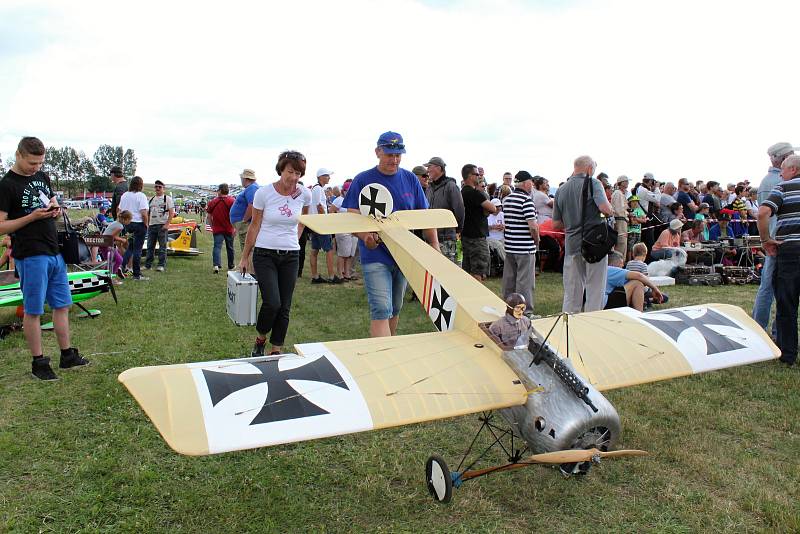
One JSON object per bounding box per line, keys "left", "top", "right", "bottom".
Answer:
{"left": 376, "top": 131, "right": 406, "bottom": 154}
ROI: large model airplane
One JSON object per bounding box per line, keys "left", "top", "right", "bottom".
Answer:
{"left": 119, "top": 183, "right": 778, "bottom": 503}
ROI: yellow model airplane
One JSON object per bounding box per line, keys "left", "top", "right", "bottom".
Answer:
{"left": 119, "top": 183, "right": 778, "bottom": 503}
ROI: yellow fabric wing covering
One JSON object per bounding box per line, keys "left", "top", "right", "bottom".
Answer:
{"left": 531, "top": 303, "right": 780, "bottom": 391}
{"left": 299, "top": 209, "right": 456, "bottom": 236}
{"left": 300, "top": 212, "right": 380, "bottom": 235}
{"left": 119, "top": 330, "right": 527, "bottom": 456}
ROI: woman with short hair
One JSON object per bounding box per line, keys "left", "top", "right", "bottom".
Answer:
{"left": 240, "top": 151, "right": 311, "bottom": 356}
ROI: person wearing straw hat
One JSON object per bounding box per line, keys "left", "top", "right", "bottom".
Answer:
{"left": 610, "top": 175, "right": 629, "bottom": 257}
{"left": 230, "top": 168, "right": 260, "bottom": 277}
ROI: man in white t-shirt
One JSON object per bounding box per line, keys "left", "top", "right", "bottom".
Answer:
{"left": 144, "top": 180, "right": 175, "bottom": 272}
{"left": 309, "top": 168, "right": 342, "bottom": 284}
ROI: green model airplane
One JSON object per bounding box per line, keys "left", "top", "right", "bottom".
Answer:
{"left": 0, "top": 269, "right": 117, "bottom": 336}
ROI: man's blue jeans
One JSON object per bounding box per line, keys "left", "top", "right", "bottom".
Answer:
{"left": 213, "top": 233, "right": 235, "bottom": 269}
{"left": 752, "top": 254, "right": 777, "bottom": 337}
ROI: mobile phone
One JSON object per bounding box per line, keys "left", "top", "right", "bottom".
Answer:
{"left": 46, "top": 205, "right": 58, "bottom": 211}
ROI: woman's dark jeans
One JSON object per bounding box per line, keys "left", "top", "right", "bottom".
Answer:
{"left": 121, "top": 222, "right": 147, "bottom": 277}
{"left": 252, "top": 248, "right": 300, "bottom": 346}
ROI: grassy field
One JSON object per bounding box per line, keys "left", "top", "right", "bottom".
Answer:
{"left": 1, "top": 217, "right": 799, "bottom": 533}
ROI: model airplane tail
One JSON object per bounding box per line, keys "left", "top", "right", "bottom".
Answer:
{"left": 301, "top": 209, "right": 508, "bottom": 336}
{"left": 168, "top": 227, "right": 194, "bottom": 252}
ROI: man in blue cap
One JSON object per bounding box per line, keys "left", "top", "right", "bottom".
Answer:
{"left": 342, "top": 131, "right": 440, "bottom": 337}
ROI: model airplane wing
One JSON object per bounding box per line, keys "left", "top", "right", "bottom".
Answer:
{"left": 531, "top": 303, "right": 780, "bottom": 391}
{"left": 300, "top": 209, "right": 456, "bottom": 235}
{"left": 0, "top": 289, "right": 22, "bottom": 307}
{"left": 118, "top": 330, "right": 528, "bottom": 456}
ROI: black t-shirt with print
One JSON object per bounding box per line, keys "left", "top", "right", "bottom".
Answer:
{"left": 0, "top": 170, "right": 59, "bottom": 259}
{"left": 461, "top": 184, "right": 490, "bottom": 238}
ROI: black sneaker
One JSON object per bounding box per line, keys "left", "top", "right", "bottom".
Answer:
{"left": 330, "top": 276, "right": 344, "bottom": 284}
{"left": 311, "top": 277, "right": 328, "bottom": 284}
{"left": 59, "top": 348, "right": 90, "bottom": 369}
{"left": 32, "top": 357, "right": 58, "bottom": 380}
{"left": 251, "top": 339, "right": 267, "bottom": 357}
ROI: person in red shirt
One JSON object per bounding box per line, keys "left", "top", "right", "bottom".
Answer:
{"left": 207, "top": 183, "right": 236, "bottom": 273}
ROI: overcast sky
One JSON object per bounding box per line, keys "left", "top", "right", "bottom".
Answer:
{"left": 1, "top": 0, "right": 798, "bottom": 188}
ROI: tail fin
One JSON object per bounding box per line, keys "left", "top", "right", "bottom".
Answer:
{"left": 169, "top": 227, "right": 193, "bottom": 252}
{"left": 301, "top": 209, "right": 502, "bottom": 335}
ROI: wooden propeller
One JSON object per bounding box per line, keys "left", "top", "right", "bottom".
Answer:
{"left": 458, "top": 448, "right": 647, "bottom": 482}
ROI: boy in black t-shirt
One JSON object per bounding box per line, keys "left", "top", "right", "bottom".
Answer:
{"left": 0, "top": 137, "right": 88, "bottom": 380}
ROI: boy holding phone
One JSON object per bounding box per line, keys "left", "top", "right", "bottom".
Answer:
{"left": 0, "top": 136, "right": 88, "bottom": 381}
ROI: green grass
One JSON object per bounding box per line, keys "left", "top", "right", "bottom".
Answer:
{"left": 2, "top": 220, "right": 799, "bottom": 533}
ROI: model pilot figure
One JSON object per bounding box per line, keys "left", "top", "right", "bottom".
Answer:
{"left": 489, "top": 293, "right": 532, "bottom": 347}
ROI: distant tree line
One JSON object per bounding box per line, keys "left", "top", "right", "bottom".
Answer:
{"left": 0, "top": 145, "right": 137, "bottom": 197}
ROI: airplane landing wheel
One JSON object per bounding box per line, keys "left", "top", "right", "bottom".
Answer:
{"left": 425, "top": 455, "right": 453, "bottom": 504}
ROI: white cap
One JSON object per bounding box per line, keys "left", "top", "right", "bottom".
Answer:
{"left": 490, "top": 198, "right": 501, "bottom": 206}
{"left": 316, "top": 168, "right": 334, "bottom": 178}
{"left": 669, "top": 219, "right": 683, "bottom": 231}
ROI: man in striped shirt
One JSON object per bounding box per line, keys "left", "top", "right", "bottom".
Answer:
{"left": 502, "top": 171, "right": 539, "bottom": 313}
{"left": 758, "top": 154, "right": 800, "bottom": 366}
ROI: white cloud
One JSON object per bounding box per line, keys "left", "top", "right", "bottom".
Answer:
{"left": 1, "top": 0, "right": 798, "bottom": 186}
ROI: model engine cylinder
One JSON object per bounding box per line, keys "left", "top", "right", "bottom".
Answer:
{"left": 498, "top": 344, "right": 621, "bottom": 455}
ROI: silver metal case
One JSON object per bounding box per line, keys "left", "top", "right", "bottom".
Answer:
{"left": 226, "top": 270, "right": 258, "bottom": 326}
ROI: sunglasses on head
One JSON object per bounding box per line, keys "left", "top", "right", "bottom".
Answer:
{"left": 280, "top": 150, "right": 306, "bottom": 162}
{"left": 379, "top": 143, "right": 405, "bottom": 151}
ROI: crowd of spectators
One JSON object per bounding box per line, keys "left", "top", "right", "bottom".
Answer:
{"left": 3, "top": 134, "right": 798, "bottom": 381}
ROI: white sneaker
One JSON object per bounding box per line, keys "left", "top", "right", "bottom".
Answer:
{"left": 156, "top": 266, "right": 165, "bottom": 272}
{"left": 213, "top": 266, "right": 220, "bottom": 274}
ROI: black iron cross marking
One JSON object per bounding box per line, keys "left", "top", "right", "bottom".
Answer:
{"left": 201, "top": 356, "right": 350, "bottom": 425}
{"left": 430, "top": 285, "right": 453, "bottom": 331}
{"left": 640, "top": 308, "right": 746, "bottom": 355}
{"left": 360, "top": 186, "right": 387, "bottom": 217}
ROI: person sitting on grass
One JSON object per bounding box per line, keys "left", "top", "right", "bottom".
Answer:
{"left": 625, "top": 242, "right": 649, "bottom": 275}
{"left": 604, "top": 251, "right": 664, "bottom": 312}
